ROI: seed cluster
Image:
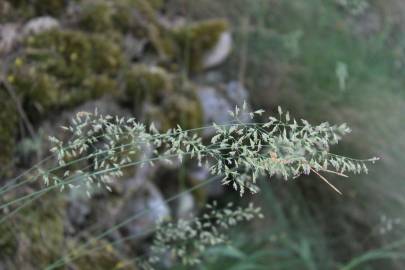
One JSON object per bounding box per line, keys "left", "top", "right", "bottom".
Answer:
{"left": 142, "top": 202, "right": 263, "bottom": 268}
{"left": 45, "top": 103, "right": 378, "bottom": 196}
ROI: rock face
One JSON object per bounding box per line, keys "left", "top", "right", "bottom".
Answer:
{"left": 203, "top": 31, "right": 232, "bottom": 69}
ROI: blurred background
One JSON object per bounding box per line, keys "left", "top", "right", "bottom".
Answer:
{"left": 0, "top": 0, "right": 404, "bottom": 269}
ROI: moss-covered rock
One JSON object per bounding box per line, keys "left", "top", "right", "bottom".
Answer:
{"left": 6, "top": 0, "right": 67, "bottom": 17}
{"left": 77, "top": 0, "right": 164, "bottom": 36}
{"left": 26, "top": 29, "right": 93, "bottom": 84}
{"left": 142, "top": 79, "right": 203, "bottom": 131}
{"left": 0, "top": 222, "right": 16, "bottom": 261}
{"left": 32, "top": 0, "right": 67, "bottom": 16}
{"left": 124, "top": 64, "right": 173, "bottom": 104}
{"left": 77, "top": 1, "right": 114, "bottom": 32}
{"left": 89, "top": 34, "right": 124, "bottom": 75}
{"left": 61, "top": 74, "right": 118, "bottom": 107}
{"left": 10, "top": 66, "right": 118, "bottom": 117}
{"left": 11, "top": 30, "right": 123, "bottom": 112}
{"left": 148, "top": 24, "right": 177, "bottom": 61}
{"left": 123, "top": 0, "right": 176, "bottom": 59}
{"left": 0, "top": 193, "right": 65, "bottom": 269}
{"left": 136, "top": 0, "right": 164, "bottom": 11}
{"left": 90, "top": 0, "right": 174, "bottom": 61}
{"left": 68, "top": 239, "right": 138, "bottom": 270}
{"left": 27, "top": 29, "right": 123, "bottom": 78}
{"left": 11, "top": 68, "right": 60, "bottom": 116}
{"left": 82, "top": 74, "right": 118, "bottom": 98}
{"left": 171, "top": 19, "right": 229, "bottom": 72}
{"left": 112, "top": 4, "right": 146, "bottom": 36}
{"left": 161, "top": 94, "right": 203, "bottom": 130}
